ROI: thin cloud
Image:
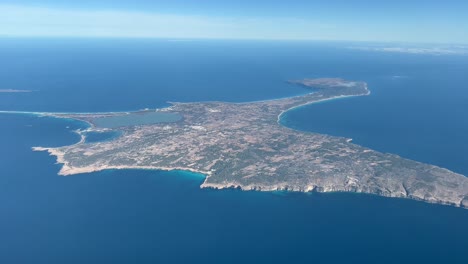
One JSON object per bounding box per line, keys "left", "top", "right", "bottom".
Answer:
{"left": 349, "top": 46, "right": 468, "bottom": 55}
{"left": 0, "top": 4, "right": 334, "bottom": 40}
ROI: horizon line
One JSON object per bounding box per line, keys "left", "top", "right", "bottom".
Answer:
{"left": 0, "top": 35, "right": 467, "bottom": 46}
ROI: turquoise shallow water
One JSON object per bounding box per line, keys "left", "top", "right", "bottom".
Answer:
{"left": 0, "top": 39, "right": 467, "bottom": 263}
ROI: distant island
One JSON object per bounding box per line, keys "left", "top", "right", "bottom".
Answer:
{"left": 22, "top": 78, "right": 467, "bottom": 208}
{"left": 0, "top": 89, "right": 33, "bottom": 93}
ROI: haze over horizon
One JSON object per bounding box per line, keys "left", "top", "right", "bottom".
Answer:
{"left": 1, "top": 1, "right": 468, "bottom": 44}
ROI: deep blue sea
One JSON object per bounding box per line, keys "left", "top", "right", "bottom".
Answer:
{"left": 0, "top": 39, "right": 467, "bottom": 263}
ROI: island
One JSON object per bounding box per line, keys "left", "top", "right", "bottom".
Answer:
{"left": 28, "top": 78, "right": 467, "bottom": 208}
{"left": 0, "top": 89, "right": 33, "bottom": 93}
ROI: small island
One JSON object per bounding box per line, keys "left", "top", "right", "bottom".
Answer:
{"left": 29, "top": 78, "right": 468, "bottom": 208}
{"left": 0, "top": 89, "right": 33, "bottom": 93}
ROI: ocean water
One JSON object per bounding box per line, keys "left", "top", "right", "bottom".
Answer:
{"left": 0, "top": 39, "right": 467, "bottom": 263}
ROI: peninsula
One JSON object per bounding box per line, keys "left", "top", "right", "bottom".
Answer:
{"left": 30, "top": 78, "right": 468, "bottom": 208}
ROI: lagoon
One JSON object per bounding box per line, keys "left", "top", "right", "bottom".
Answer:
{"left": 91, "top": 111, "right": 182, "bottom": 128}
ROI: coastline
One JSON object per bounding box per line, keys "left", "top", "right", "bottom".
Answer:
{"left": 27, "top": 86, "right": 371, "bottom": 179}
{"left": 200, "top": 181, "right": 466, "bottom": 208}
{"left": 9, "top": 79, "right": 467, "bottom": 209}
{"left": 0, "top": 110, "right": 94, "bottom": 128}
{"left": 1, "top": 83, "right": 371, "bottom": 133}
{"left": 276, "top": 90, "right": 370, "bottom": 124}
{"left": 32, "top": 146, "right": 213, "bottom": 177}
{"left": 0, "top": 80, "right": 352, "bottom": 121}
{"left": 32, "top": 145, "right": 467, "bottom": 209}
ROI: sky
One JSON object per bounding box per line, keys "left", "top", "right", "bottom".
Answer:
{"left": 1, "top": 0, "right": 468, "bottom": 43}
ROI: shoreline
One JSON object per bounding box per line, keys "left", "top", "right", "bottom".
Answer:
{"left": 201, "top": 181, "right": 466, "bottom": 209}
{"left": 276, "top": 92, "right": 369, "bottom": 124}
{"left": 11, "top": 80, "right": 467, "bottom": 209}
{"left": 277, "top": 83, "right": 370, "bottom": 123}
{"left": 32, "top": 146, "right": 212, "bottom": 177}
{"left": 0, "top": 81, "right": 320, "bottom": 120}
{"left": 31, "top": 146, "right": 468, "bottom": 209}
{"left": 0, "top": 85, "right": 370, "bottom": 133}
{"left": 25, "top": 81, "right": 373, "bottom": 179}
